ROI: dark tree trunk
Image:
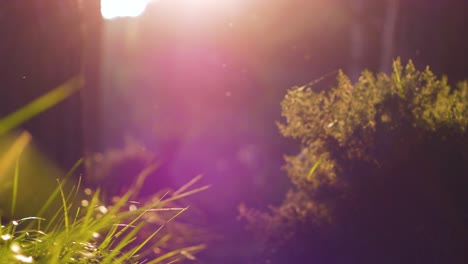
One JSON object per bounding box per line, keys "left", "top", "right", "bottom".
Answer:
{"left": 348, "top": 0, "right": 366, "bottom": 81}
{"left": 79, "top": 0, "right": 103, "bottom": 156}
{"left": 379, "top": 0, "right": 399, "bottom": 73}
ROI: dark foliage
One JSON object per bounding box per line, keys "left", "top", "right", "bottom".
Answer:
{"left": 241, "top": 60, "right": 468, "bottom": 264}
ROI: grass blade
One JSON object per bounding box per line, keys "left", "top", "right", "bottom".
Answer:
{"left": 146, "top": 244, "right": 206, "bottom": 264}
{"left": 0, "top": 76, "right": 84, "bottom": 135}
{"left": 172, "top": 174, "right": 203, "bottom": 197}
{"left": 0, "top": 132, "right": 31, "bottom": 182}
{"left": 32, "top": 178, "right": 66, "bottom": 228}
{"left": 80, "top": 189, "right": 100, "bottom": 232}
{"left": 126, "top": 207, "right": 189, "bottom": 260}
{"left": 101, "top": 222, "right": 145, "bottom": 263}
{"left": 11, "top": 157, "right": 20, "bottom": 216}
{"left": 57, "top": 179, "right": 70, "bottom": 236}
{"left": 307, "top": 159, "right": 322, "bottom": 181}
{"left": 161, "top": 185, "right": 211, "bottom": 205}
{"left": 64, "top": 158, "right": 83, "bottom": 179}
{"left": 99, "top": 220, "right": 121, "bottom": 250}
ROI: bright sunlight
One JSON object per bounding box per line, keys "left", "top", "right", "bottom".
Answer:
{"left": 101, "top": 0, "right": 245, "bottom": 20}
{"left": 101, "top": 0, "right": 154, "bottom": 19}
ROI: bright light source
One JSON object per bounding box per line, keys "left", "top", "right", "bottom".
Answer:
{"left": 101, "top": 0, "right": 153, "bottom": 20}
{"left": 101, "top": 0, "right": 246, "bottom": 20}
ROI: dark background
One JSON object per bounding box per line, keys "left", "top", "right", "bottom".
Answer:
{"left": 0, "top": 0, "right": 466, "bottom": 262}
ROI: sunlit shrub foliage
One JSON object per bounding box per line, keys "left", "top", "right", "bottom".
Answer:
{"left": 241, "top": 60, "right": 468, "bottom": 264}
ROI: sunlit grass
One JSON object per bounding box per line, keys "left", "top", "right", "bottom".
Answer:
{"left": 0, "top": 178, "right": 207, "bottom": 263}
{"left": 0, "top": 77, "right": 209, "bottom": 263}
{"left": 0, "top": 133, "right": 209, "bottom": 263}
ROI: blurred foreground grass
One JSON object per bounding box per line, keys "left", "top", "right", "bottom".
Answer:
{"left": 0, "top": 77, "right": 208, "bottom": 263}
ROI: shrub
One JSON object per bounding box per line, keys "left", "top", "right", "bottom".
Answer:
{"left": 241, "top": 60, "right": 468, "bottom": 264}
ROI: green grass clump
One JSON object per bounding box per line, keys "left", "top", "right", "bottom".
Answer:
{"left": 0, "top": 134, "right": 207, "bottom": 263}
{"left": 0, "top": 172, "right": 207, "bottom": 263}
{"left": 0, "top": 143, "right": 208, "bottom": 264}
{"left": 0, "top": 77, "right": 208, "bottom": 263}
